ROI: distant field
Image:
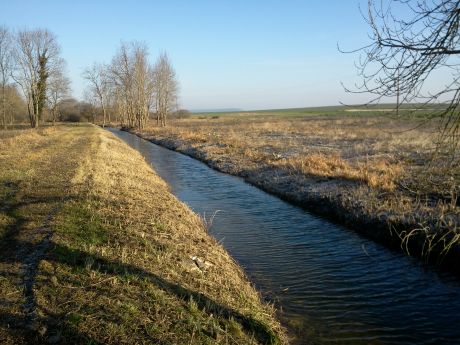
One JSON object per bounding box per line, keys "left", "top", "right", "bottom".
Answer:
{"left": 191, "top": 104, "right": 446, "bottom": 119}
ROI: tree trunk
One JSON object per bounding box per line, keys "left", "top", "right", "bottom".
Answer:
{"left": 34, "top": 97, "right": 39, "bottom": 128}
{"left": 1, "top": 84, "right": 6, "bottom": 130}
{"left": 52, "top": 108, "right": 56, "bottom": 126}
{"left": 102, "top": 104, "right": 106, "bottom": 128}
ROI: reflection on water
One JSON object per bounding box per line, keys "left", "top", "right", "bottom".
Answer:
{"left": 110, "top": 129, "right": 460, "bottom": 345}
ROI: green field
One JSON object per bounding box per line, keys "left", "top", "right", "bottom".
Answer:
{"left": 192, "top": 103, "right": 447, "bottom": 119}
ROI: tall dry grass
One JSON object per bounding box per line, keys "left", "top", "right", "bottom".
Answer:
{"left": 142, "top": 115, "right": 439, "bottom": 192}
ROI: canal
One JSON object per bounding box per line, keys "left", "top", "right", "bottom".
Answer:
{"left": 109, "top": 128, "right": 460, "bottom": 345}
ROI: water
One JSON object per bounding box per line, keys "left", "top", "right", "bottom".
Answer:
{"left": 109, "top": 129, "right": 460, "bottom": 345}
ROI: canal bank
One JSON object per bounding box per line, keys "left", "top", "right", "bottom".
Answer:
{"left": 0, "top": 124, "right": 285, "bottom": 345}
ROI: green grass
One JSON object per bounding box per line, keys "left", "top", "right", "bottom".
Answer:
{"left": 191, "top": 103, "right": 446, "bottom": 119}
{"left": 54, "top": 201, "right": 107, "bottom": 247}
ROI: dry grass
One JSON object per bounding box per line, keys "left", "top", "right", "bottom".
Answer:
{"left": 0, "top": 123, "right": 286, "bottom": 344}
{"left": 272, "top": 153, "right": 404, "bottom": 191}
{"left": 132, "top": 114, "right": 459, "bottom": 266}
{"left": 139, "top": 115, "right": 436, "bottom": 190}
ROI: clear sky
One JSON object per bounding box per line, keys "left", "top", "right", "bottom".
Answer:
{"left": 1, "top": 0, "right": 374, "bottom": 110}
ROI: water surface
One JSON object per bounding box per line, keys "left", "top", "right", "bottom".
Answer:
{"left": 110, "top": 129, "right": 460, "bottom": 345}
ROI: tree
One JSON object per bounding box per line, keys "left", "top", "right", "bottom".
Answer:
{"left": 83, "top": 63, "right": 110, "bottom": 127}
{"left": 13, "top": 29, "right": 62, "bottom": 128}
{"left": 350, "top": 0, "right": 460, "bottom": 151}
{"left": 132, "top": 43, "right": 155, "bottom": 130}
{"left": 83, "top": 90, "right": 98, "bottom": 123}
{"left": 153, "top": 53, "right": 178, "bottom": 127}
{"left": 58, "top": 98, "right": 93, "bottom": 123}
{"left": 0, "top": 26, "right": 12, "bottom": 129}
{"left": 47, "top": 58, "right": 70, "bottom": 125}
{"left": 110, "top": 43, "right": 135, "bottom": 127}
{"left": 3, "top": 85, "right": 27, "bottom": 124}
{"left": 109, "top": 41, "right": 156, "bottom": 129}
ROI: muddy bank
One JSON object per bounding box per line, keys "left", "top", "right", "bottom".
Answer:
{"left": 127, "top": 127, "right": 460, "bottom": 274}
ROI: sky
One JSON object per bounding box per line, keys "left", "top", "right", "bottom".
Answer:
{"left": 1, "top": 0, "right": 376, "bottom": 110}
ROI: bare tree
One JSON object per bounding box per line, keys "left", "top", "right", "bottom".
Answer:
{"left": 47, "top": 58, "right": 70, "bottom": 125}
{"left": 83, "top": 90, "right": 98, "bottom": 123}
{"left": 0, "top": 26, "right": 12, "bottom": 129}
{"left": 13, "top": 28, "right": 61, "bottom": 128}
{"left": 83, "top": 62, "right": 110, "bottom": 127}
{"left": 109, "top": 41, "right": 156, "bottom": 129}
{"left": 110, "top": 43, "right": 135, "bottom": 127}
{"left": 132, "top": 43, "right": 154, "bottom": 130}
{"left": 347, "top": 0, "right": 460, "bottom": 152}
{"left": 153, "top": 53, "right": 178, "bottom": 127}
{"left": 0, "top": 84, "right": 27, "bottom": 124}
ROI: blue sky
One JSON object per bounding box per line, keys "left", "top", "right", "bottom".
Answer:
{"left": 1, "top": 0, "right": 373, "bottom": 110}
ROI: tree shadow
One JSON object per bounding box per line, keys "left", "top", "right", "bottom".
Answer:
{"left": 0, "top": 191, "right": 94, "bottom": 345}
{"left": 47, "top": 242, "right": 279, "bottom": 344}
{"left": 0, "top": 310, "right": 101, "bottom": 345}
{"left": 0, "top": 193, "right": 76, "bottom": 262}
{"left": 0, "top": 235, "right": 279, "bottom": 344}
{"left": 0, "top": 178, "right": 279, "bottom": 343}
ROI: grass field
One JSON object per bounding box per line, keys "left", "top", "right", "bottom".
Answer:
{"left": 132, "top": 107, "right": 460, "bottom": 269}
{"left": 0, "top": 124, "right": 286, "bottom": 344}
{"left": 191, "top": 104, "right": 446, "bottom": 118}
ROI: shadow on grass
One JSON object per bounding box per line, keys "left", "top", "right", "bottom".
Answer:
{"left": 47, "top": 242, "right": 279, "bottom": 344}
{"left": 0, "top": 310, "right": 101, "bottom": 345}
{"left": 0, "top": 192, "right": 97, "bottom": 345}
{"left": 0, "top": 235, "right": 279, "bottom": 344}
{"left": 0, "top": 193, "right": 76, "bottom": 263}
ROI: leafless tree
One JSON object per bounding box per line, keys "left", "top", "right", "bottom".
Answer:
{"left": 109, "top": 41, "right": 156, "bottom": 129}
{"left": 47, "top": 58, "right": 70, "bottom": 125}
{"left": 83, "top": 90, "right": 98, "bottom": 123}
{"left": 2, "top": 85, "right": 27, "bottom": 124}
{"left": 347, "top": 0, "right": 460, "bottom": 152}
{"left": 13, "top": 28, "right": 61, "bottom": 128}
{"left": 83, "top": 62, "right": 110, "bottom": 127}
{"left": 111, "top": 85, "right": 126, "bottom": 126}
{"left": 110, "top": 43, "right": 135, "bottom": 127}
{"left": 153, "top": 53, "right": 178, "bottom": 127}
{"left": 132, "top": 43, "right": 155, "bottom": 129}
{"left": 0, "top": 26, "right": 13, "bottom": 129}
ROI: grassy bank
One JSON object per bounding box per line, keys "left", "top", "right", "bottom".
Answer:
{"left": 129, "top": 111, "right": 460, "bottom": 272}
{"left": 0, "top": 124, "right": 286, "bottom": 344}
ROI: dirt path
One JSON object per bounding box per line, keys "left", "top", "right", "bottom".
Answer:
{"left": 0, "top": 126, "right": 89, "bottom": 343}
{"left": 21, "top": 209, "right": 57, "bottom": 336}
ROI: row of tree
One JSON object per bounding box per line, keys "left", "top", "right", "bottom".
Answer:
{"left": 84, "top": 42, "right": 178, "bottom": 129}
{"left": 0, "top": 25, "right": 180, "bottom": 130}
{"left": 0, "top": 26, "right": 70, "bottom": 128}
